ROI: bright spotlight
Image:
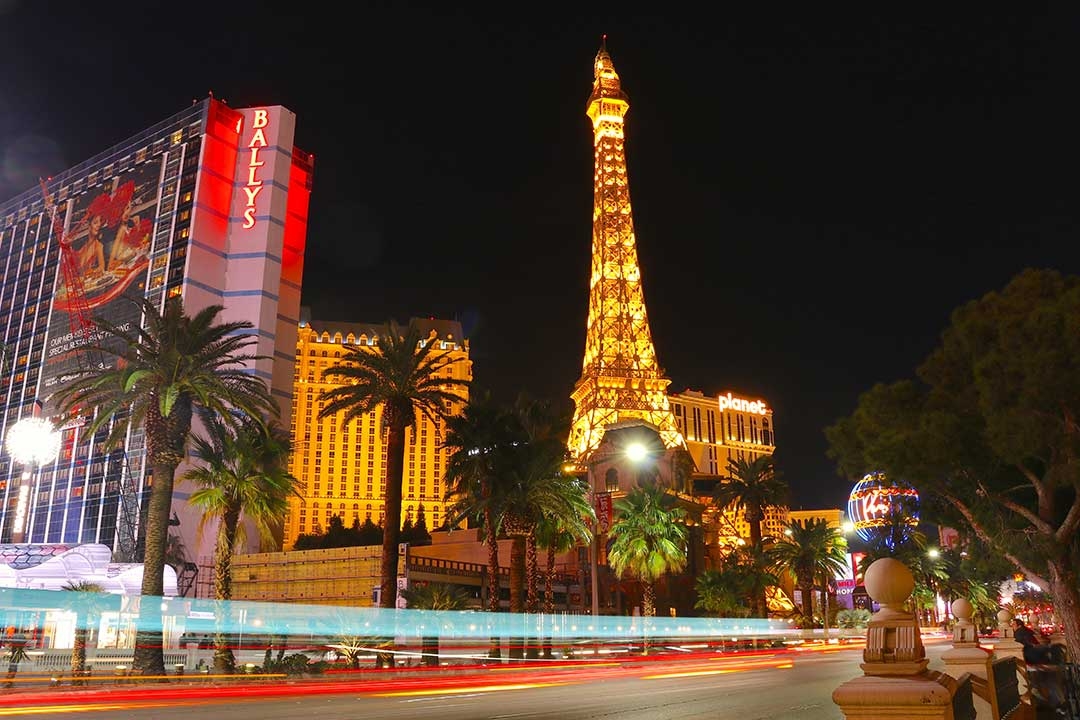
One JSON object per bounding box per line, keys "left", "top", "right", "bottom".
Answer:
{"left": 625, "top": 443, "right": 647, "bottom": 463}
{"left": 5, "top": 417, "right": 61, "bottom": 468}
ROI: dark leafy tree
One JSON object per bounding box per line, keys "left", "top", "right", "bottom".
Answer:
{"left": 825, "top": 269, "right": 1080, "bottom": 659}
{"left": 293, "top": 516, "right": 383, "bottom": 549}
{"left": 694, "top": 546, "right": 778, "bottom": 620}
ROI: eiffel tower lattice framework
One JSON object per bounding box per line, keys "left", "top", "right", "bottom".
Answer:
{"left": 569, "top": 39, "right": 685, "bottom": 462}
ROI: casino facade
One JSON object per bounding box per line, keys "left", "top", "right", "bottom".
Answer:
{"left": 0, "top": 98, "right": 311, "bottom": 584}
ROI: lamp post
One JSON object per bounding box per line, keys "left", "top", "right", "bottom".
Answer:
{"left": 587, "top": 441, "right": 648, "bottom": 619}
{"left": 4, "top": 417, "right": 61, "bottom": 543}
{"left": 587, "top": 464, "right": 605, "bottom": 619}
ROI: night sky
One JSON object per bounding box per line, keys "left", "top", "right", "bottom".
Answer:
{"left": 1, "top": 4, "right": 1077, "bottom": 511}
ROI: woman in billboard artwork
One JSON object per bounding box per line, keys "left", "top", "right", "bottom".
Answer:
{"left": 107, "top": 183, "right": 152, "bottom": 270}
{"left": 77, "top": 210, "right": 108, "bottom": 278}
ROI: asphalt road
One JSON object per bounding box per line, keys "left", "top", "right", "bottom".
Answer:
{"left": 2, "top": 642, "right": 951, "bottom": 720}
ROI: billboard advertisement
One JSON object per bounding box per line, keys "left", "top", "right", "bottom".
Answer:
{"left": 41, "top": 160, "right": 161, "bottom": 412}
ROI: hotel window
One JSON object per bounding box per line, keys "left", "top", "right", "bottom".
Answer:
{"left": 605, "top": 468, "right": 618, "bottom": 492}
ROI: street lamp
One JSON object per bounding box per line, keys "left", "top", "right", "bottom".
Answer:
{"left": 4, "top": 417, "right": 61, "bottom": 543}
{"left": 585, "top": 438, "right": 654, "bottom": 618}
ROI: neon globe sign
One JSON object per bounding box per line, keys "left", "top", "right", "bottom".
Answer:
{"left": 847, "top": 471, "right": 919, "bottom": 543}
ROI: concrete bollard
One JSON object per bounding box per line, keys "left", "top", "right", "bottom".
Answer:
{"left": 941, "top": 598, "right": 992, "bottom": 719}
{"left": 832, "top": 558, "right": 965, "bottom": 719}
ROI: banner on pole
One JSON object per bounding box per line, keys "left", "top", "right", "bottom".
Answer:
{"left": 596, "top": 492, "right": 612, "bottom": 534}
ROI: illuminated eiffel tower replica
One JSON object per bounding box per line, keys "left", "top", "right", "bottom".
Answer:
{"left": 569, "top": 39, "right": 685, "bottom": 463}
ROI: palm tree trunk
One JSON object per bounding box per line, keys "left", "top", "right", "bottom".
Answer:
{"left": 373, "top": 421, "right": 407, "bottom": 668}
{"left": 133, "top": 455, "right": 178, "bottom": 677}
{"left": 134, "top": 401, "right": 190, "bottom": 677}
{"left": 642, "top": 582, "right": 656, "bottom": 656}
{"left": 484, "top": 505, "right": 501, "bottom": 659}
{"left": 801, "top": 581, "right": 814, "bottom": 623}
{"left": 526, "top": 532, "right": 539, "bottom": 613}
{"left": 215, "top": 508, "right": 239, "bottom": 600}
{"left": 542, "top": 547, "right": 555, "bottom": 659}
{"left": 509, "top": 537, "right": 525, "bottom": 613}
{"left": 213, "top": 513, "right": 239, "bottom": 674}
{"left": 643, "top": 582, "right": 656, "bottom": 617}
{"left": 509, "top": 536, "right": 526, "bottom": 660}
{"left": 748, "top": 504, "right": 763, "bottom": 548}
{"left": 71, "top": 628, "right": 87, "bottom": 683}
{"left": 525, "top": 532, "right": 539, "bottom": 660}
{"left": 380, "top": 422, "right": 407, "bottom": 609}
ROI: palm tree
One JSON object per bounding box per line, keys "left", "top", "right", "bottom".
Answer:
{"left": 695, "top": 569, "right": 752, "bottom": 618}
{"left": 535, "top": 500, "right": 593, "bottom": 658}
{"left": 53, "top": 297, "right": 275, "bottom": 675}
{"left": 443, "top": 394, "right": 514, "bottom": 658}
{"left": 400, "top": 582, "right": 473, "bottom": 665}
{"left": 694, "top": 545, "right": 778, "bottom": 618}
{"left": 61, "top": 581, "right": 108, "bottom": 683}
{"left": 3, "top": 635, "right": 29, "bottom": 689}
{"left": 712, "top": 455, "right": 785, "bottom": 616}
{"left": 907, "top": 550, "right": 949, "bottom": 626}
{"left": 768, "top": 518, "right": 847, "bottom": 626}
{"left": 712, "top": 455, "right": 785, "bottom": 549}
{"left": 607, "top": 482, "right": 689, "bottom": 618}
{"left": 185, "top": 412, "right": 298, "bottom": 673}
{"left": 498, "top": 397, "right": 576, "bottom": 615}
{"left": 319, "top": 321, "right": 468, "bottom": 611}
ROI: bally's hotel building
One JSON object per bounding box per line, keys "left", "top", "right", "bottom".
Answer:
{"left": 0, "top": 99, "right": 312, "bottom": 577}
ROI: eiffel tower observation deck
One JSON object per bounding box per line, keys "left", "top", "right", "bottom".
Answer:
{"left": 569, "top": 39, "right": 685, "bottom": 462}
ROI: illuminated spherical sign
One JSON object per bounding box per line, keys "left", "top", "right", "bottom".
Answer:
{"left": 4, "top": 417, "right": 62, "bottom": 468}
{"left": 847, "top": 471, "right": 919, "bottom": 542}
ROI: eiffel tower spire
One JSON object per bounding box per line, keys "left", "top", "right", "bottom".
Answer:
{"left": 569, "top": 40, "right": 684, "bottom": 461}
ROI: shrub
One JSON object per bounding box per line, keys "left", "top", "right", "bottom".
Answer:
{"left": 835, "top": 609, "right": 872, "bottom": 629}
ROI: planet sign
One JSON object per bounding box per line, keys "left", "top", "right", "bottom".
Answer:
{"left": 847, "top": 471, "right": 919, "bottom": 542}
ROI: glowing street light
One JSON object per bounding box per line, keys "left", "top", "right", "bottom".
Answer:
{"left": 4, "top": 417, "right": 61, "bottom": 543}
{"left": 586, "top": 436, "right": 656, "bottom": 618}
{"left": 625, "top": 442, "right": 648, "bottom": 463}
{"left": 5, "top": 417, "right": 61, "bottom": 467}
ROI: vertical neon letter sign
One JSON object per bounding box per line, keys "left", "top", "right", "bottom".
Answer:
{"left": 242, "top": 109, "right": 269, "bottom": 229}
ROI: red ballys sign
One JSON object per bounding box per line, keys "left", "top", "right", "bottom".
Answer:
{"left": 242, "top": 109, "right": 269, "bottom": 229}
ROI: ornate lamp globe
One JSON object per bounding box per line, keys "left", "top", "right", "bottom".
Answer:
{"left": 5, "top": 417, "right": 62, "bottom": 468}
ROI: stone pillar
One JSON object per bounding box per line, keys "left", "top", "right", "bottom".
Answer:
{"left": 994, "top": 608, "right": 1024, "bottom": 659}
{"left": 832, "top": 558, "right": 961, "bottom": 719}
{"left": 941, "top": 598, "right": 992, "bottom": 719}
{"left": 993, "top": 608, "right": 1028, "bottom": 698}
